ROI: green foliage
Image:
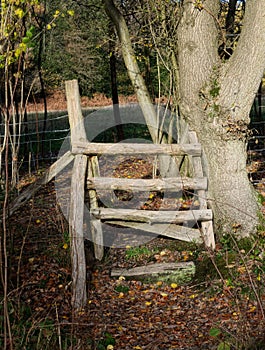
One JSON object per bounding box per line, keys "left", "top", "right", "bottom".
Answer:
{"left": 209, "top": 78, "right": 220, "bottom": 98}
{"left": 217, "top": 342, "right": 231, "bottom": 350}
{"left": 209, "top": 327, "right": 221, "bottom": 337}
{"left": 125, "top": 246, "right": 154, "bottom": 260}
{"left": 42, "top": 0, "right": 111, "bottom": 96}
{"left": 114, "top": 284, "right": 130, "bottom": 293}
{"left": 97, "top": 332, "right": 115, "bottom": 350}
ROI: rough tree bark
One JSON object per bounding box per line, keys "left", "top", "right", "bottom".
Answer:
{"left": 176, "top": 0, "right": 265, "bottom": 236}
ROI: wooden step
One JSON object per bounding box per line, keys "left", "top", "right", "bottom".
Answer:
{"left": 91, "top": 208, "right": 212, "bottom": 224}
{"left": 87, "top": 176, "right": 207, "bottom": 191}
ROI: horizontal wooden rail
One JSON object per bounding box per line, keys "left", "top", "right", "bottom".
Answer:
{"left": 72, "top": 141, "right": 201, "bottom": 156}
{"left": 87, "top": 176, "right": 207, "bottom": 191}
{"left": 91, "top": 208, "right": 212, "bottom": 224}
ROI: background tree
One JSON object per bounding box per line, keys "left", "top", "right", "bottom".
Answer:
{"left": 0, "top": 0, "right": 40, "bottom": 187}
{"left": 41, "top": 0, "right": 112, "bottom": 97}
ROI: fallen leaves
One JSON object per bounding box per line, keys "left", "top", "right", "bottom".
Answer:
{"left": 6, "top": 153, "right": 265, "bottom": 349}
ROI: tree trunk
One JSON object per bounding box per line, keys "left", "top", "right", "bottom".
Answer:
{"left": 176, "top": 0, "right": 265, "bottom": 236}
{"left": 104, "top": 0, "right": 178, "bottom": 177}
{"left": 104, "top": 0, "right": 159, "bottom": 142}
{"left": 109, "top": 25, "right": 124, "bottom": 141}
{"left": 200, "top": 130, "right": 258, "bottom": 235}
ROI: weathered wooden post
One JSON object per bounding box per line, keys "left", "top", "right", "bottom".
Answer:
{"left": 189, "top": 131, "right": 215, "bottom": 249}
{"left": 65, "top": 80, "right": 88, "bottom": 309}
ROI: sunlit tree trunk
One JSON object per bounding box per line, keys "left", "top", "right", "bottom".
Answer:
{"left": 176, "top": 0, "right": 265, "bottom": 236}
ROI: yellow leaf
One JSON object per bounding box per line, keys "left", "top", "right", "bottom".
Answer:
{"left": 15, "top": 8, "right": 24, "bottom": 19}
{"left": 63, "top": 243, "right": 68, "bottom": 249}
{"left": 46, "top": 23, "right": 52, "bottom": 30}
{"left": 107, "top": 346, "right": 114, "bottom": 350}
{"left": 189, "top": 294, "right": 198, "bottom": 299}
{"left": 118, "top": 292, "right": 124, "bottom": 298}
{"left": 248, "top": 306, "right": 256, "bottom": 313}
{"left": 28, "top": 257, "right": 34, "bottom": 263}
{"left": 118, "top": 276, "right": 125, "bottom": 281}
{"left": 257, "top": 274, "right": 261, "bottom": 281}
{"left": 134, "top": 346, "right": 142, "bottom": 349}
{"left": 145, "top": 301, "right": 152, "bottom": 306}
{"left": 67, "top": 9, "right": 74, "bottom": 16}
{"left": 36, "top": 219, "right": 41, "bottom": 224}
{"left": 160, "top": 292, "right": 168, "bottom": 297}
{"left": 156, "top": 281, "right": 163, "bottom": 286}
{"left": 171, "top": 283, "right": 178, "bottom": 289}
{"left": 53, "top": 10, "right": 60, "bottom": 18}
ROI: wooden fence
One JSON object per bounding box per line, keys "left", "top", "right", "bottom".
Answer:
{"left": 10, "top": 79, "right": 215, "bottom": 309}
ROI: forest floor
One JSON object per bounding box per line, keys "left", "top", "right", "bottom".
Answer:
{"left": 2, "top": 92, "right": 265, "bottom": 349}
{"left": 4, "top": 150, "right": 265, "bottom": 350}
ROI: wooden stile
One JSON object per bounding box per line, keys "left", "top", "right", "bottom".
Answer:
{"left": 8, "top": 79, "right": 215, "bottom": 309}
{"left": 64, "top": 81, "right": 215, "bottom": 307}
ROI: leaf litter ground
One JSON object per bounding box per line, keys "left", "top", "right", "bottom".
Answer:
{"left": 5, "top": 152, "right": 265, "bottom": 349}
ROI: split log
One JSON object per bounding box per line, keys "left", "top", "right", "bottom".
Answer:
{"left": 111, "top": 262, "right": 195, "bottom": 284}
{"left": 66, "top": 79, "right": 88, "bottom": 310}
{"left": 72, "top": 141, "right": 201, "bottom": 156}
{"left": 88, "top": 156, "right": 104, "bottom": 260}
{"left": 65, "top": 80, "right": 87, "bottom": 145}
{"left": 69, "top": 154, "right": 87, "bottom": 309}
{"left": 189, "top": 131, "right": 215, "bottom": 249}
{"left": 87, "top": 176, "right": 207, "bottom": 191}
{"left": 91, "top": 208, "right": 212, "bottom": 223}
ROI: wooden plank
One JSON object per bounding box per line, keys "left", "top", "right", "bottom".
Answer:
{"left": 105, "top": 220, "right": 202, "bottom": 243}
{"left": 8, "top": 151, "right": 74, "bottom": 216}
{"left": 189, "top": 131, "right": 215, "bottom": 249}
{"left": 87, "top": 176, "right": 207, "bottom": 191}
{"left": 65, "top": 80, "right": 90, "bottom": 309}
{"left": 91, "top": 208, "right": 213, "bottom": 223}
{"left": 88, "top": 156, "right": 104, "bottom": 260}
{"left": 72, "top": 141, "right": 201, "bottom": 156}
{"left": 69, "top": 154, "right": 87, "bottom": 309}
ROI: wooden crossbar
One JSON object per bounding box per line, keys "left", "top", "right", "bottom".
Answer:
{"left": 72, "top": 141, "right": 201, "bottom": 156}
{"left": 87, "top": 176, "right": 207, "bottom": 191}
{"left": 91, "top": 208, "right": 213, "bottom": 223}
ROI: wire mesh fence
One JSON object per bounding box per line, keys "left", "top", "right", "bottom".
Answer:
{"left": 0, "top": 109, "right": 100, "bottom": 176}
{"left": 0, "top": 93, "right": 265, "bottom": 183}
